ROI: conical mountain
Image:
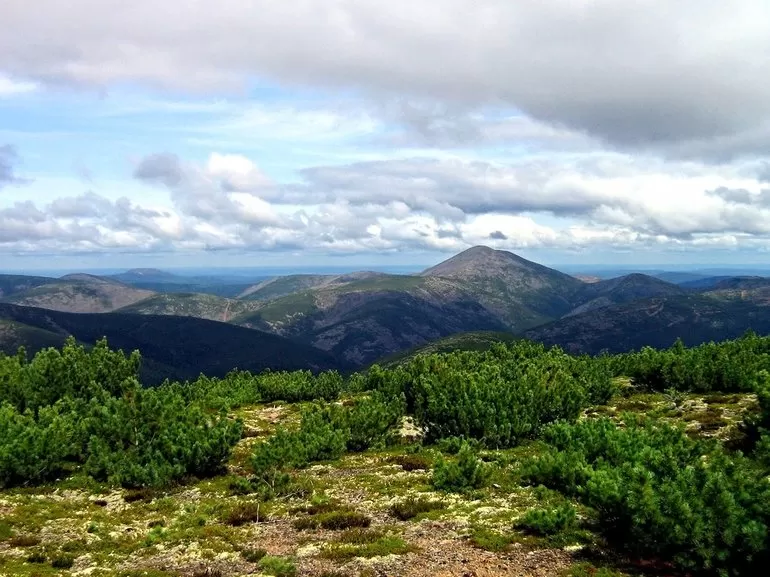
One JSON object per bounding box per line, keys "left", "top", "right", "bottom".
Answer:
{"left": 420, "top": 246, "right": 583, "bottom": 320}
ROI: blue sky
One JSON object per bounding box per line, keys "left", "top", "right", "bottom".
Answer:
{"left": 2, "top": 1, "right": 770, "bottom": 271}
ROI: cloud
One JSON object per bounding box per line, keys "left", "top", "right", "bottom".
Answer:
{"left": 0, "top": 144, "right": 23, "bottom": 186}
{"left": 707, "top": 186, "right": 770, "bottom": 208}
{"left": 0, "top": 74, "right": 36, "bottom": 97}
{"left": 1, "top": 1, "right": 769, "bottom": 160}
{"left": 759, "top": 163, "right": 770, "bottom": 183}
{"left": 5, "top": 148, "right": 770, "bottom": 258}
{"left": 133, "top": 153, "right": 183, "bottom": 187}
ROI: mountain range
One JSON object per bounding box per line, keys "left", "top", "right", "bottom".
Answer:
{"left": 3, "top": 246, "right": 770, "bottom": 379}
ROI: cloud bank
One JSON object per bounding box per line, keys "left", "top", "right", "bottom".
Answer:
{"left": 2, "top": 1, "right": 770, "bottom": 263}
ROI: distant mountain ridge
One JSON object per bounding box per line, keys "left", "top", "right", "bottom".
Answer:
{"left": 566, "top": 273, "right": 686, "bottom": 317}
{"left": 1, "top": 275, "right": 154, "bottom": 313}
{"left": 0, "top": 303, "right": 342, "bottom": 384}
{"left": 524, "top": 294, "right": 770, "bottom": 355}
{"left": 5, "top": 247, "right": 770, "bottom": 373}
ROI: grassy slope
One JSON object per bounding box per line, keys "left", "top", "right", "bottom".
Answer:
{"left": 2, "top": 279, "right": 155, "bottom": 313}
{"left": 116, "top": 293, "right": 262, "bottom": 322}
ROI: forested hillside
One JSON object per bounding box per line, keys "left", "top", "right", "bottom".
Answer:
{"left": 1, "top": 334, "right": 769, "bottom": 576}
{"left": 0, "top": 303, "right": 342, "bottom": 382}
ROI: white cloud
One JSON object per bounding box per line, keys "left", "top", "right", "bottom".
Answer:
{"left": 0, "top": 74, "right": 36, "bottom": 97}
{"left": 5, "top": 148, "right": 770, "bottom": 259}
{"left": 2, "top": 0, "right": 770, "bottom": 159}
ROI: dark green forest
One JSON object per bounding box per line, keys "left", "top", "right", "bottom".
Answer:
{"left": 2, "top": 333, "right": 770, "bottom": 575}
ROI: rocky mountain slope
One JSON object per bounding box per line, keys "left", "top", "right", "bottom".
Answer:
{"left": 238, "top": 271, "right": 388, "bottom": 300}
{"left": 421, "top": 245, "right": 585, "bottom": 322}
{"left": 233, "top": 275, "right": 509, "bottom": 365}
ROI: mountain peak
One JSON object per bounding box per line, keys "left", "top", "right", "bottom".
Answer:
{"left": 420, "top": 245, "right": 564, "bottom": 279}
{"left": 458, "top": 245, "right": 498, "bottom": 256}
{"left": 419, "top": 245, "right": 583, "bottom": 319}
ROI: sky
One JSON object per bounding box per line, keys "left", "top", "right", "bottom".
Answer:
{"left": 2, "top": 0, "right": 770, "bottom": 271}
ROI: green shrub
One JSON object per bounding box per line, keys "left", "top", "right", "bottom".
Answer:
{"left": 321, "top": 534, "right": 413, "bottom": 561}
{"left": 293, "top": 510, "right": 371, "bottom": 531}
{"left": 0, "top": 521, "right": 13, "bottom": 540}
{"left": 319, "top": 511, "right": 371, "bottom": 530}
{"left": 389, "top": 496, "right": 445, "bottom": 520}
{"left": 83, "top": 385, "right": 243, "bottom": 487}
{"left": 524, "top": 417, "right": 770, "bottom": 575}
{"left": 224, "top": 502, "right": 268, "bottom": 526}
{"left": 335, "top": 528, "right": 385, "bottom": 544}
{"left": 25, "top": 552, "right": 46, "bottom": 564}
{"left": 432, "top": 443, "right": 490, "bottom": 492}
{"left": 612, "top": 332, "right": 770, "bottom": 392}
{"left": 251, "top": 395, "right": 403, "bottom": 490}
{"left": 435, "top": 436, "right": 480, "bottom": 455}
{"left": 345, "top": 392, "right": 404, "bottom": 452}
{"left": 0, "top": 401, "right": 78, "bottom": 488}
{"left": 366, "top": 341, "right": 611, "bottom": 448}
{"left": 0, "top": 340, "right": 243, "bottom": 489}
{"left": 50, "top": 554, "right": 76, "bottom": 569}
{"left": 468, "top": 528, "right": 515, "bottom": 552}
{"left": 516, "top": 504, "right": 577, "bottom": 536}
{"left": 240, "top": 547, "right": 268, "bottom": 562}
{"left": 258, "top": 555, "right": 296, "bottom": 577}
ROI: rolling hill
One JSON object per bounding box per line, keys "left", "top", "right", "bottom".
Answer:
{"left": 232, "top": 274, "right": 508, "bottom": 365}
{"left": 0, "top": 303, "right": 343, "bottom": 384}
{"left": 232, "top": 247, "right": 592, "bottom": 365}
{"left": 7, "top": 246, "right": 770, "bottom": 372}
{"left": 116, "top": 293, "right": 262, "bottom": 322}
{"left": 1, "top": 275, "right": 155, "bottom": 313}
{"left": 238, "top": 271, "right": 388, "bottom": 301}
{"left": 0, "top": 274, "right": 60, "bottom": 299}
{"left": 108, "top": 268, "right": 260, "bottom": 297}
{"left": 524, "top": 294, "right": 770, "bottom": 355}
{"left": 566, "top": 273, "right": 686, "bottom": 317}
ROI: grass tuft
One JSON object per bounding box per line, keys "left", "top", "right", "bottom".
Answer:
{"left": 389, "top": 496, "right": 446, "bottom": 520}
{"left": 258, "top": 555, "right": 297, "bottom": 577}
{"left": 223, "top": 501, "right": 268, "bottom": 526}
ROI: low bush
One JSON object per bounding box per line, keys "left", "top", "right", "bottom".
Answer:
{"left": 240, "top": 547, "right": 268, "bottom": 563}
{"left": 7, "top": 535, "right": 41, "bottom": 547}
{"left": 223, "top": 502, "right": 268, "bottom": 526}
{"left": 50, "top": 555, "right": 76, "bottom": 569}
{"left": 524, "top": 416, "right": 770, "bottom": 575}
{"left": 387, "top": 454, "right": 431, "bottom": 471}
{"left": 432, "top": 443, "right": 490, "bottom": 492}
{"left": 293, "top": 509, "right": 371, "bottom": 531}
{"left": 258, "top": 555, "right": 296, "bottom": 577}
{"left": 390, "top": 496, "right": 446, "bottom": 520}
{"left": 516, "top": 504, "right": 577, "bottom": 536}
